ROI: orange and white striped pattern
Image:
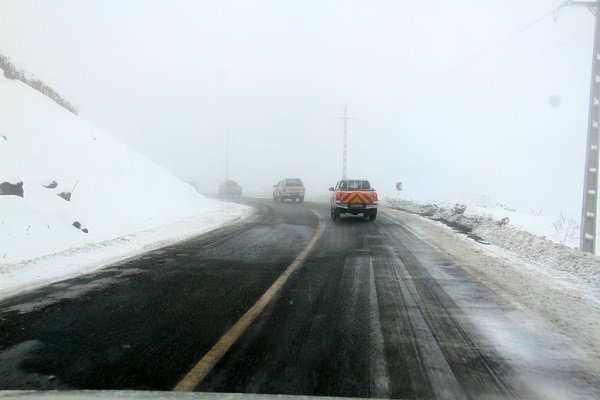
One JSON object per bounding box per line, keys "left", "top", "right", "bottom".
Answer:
{"left": 338, "top": 191, "right": 375, "bottom": 204}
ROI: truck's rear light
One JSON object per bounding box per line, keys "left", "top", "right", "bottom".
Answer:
{"left": 336, "top": 191, "right": 342, "bottom": 201}
{"left": 373, "top": 191, "right": 378, "bottom": 201}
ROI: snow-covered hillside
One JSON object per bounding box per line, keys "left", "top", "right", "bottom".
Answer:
{"left": 0, "top": 67, "right": 249, "bottom": 298}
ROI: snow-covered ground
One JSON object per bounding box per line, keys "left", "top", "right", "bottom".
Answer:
{"left": 0, "top": 67, "right": 250, "bottom": 300}
{"left": 386, "top": 193, "right": 579, "bottom": 246}
{"left": 384, "top": 195, "right": 599, "bottom": 294}
{"left": 383, "top": 196, "right": 600, "bottom": 361}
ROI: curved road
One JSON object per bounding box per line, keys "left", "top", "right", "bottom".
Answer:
{"left": 0, "top": 198, "right": 598, "bottom": 399}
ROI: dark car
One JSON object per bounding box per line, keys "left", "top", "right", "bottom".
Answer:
{"left": 218, "top": 180, "right": 242, "bottom": 197}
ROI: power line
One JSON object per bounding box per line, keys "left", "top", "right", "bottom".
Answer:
{"left": 366, "top": 24, "right": 593, "bottom": 118}
{"left": 367, "top": 25, "right": 592, "bottom": 126}
{"left": 369, "top": 7, "right": 557, "bottom": 111}
{"left": 437, "top": 26, "right": 593, "bottom": 101}
{"left": 534, "top": 26, "right": 593, "bottom": 58}
{"left": 428, "top": 9, "right": 555, "bottom": 84}
{"left": 337, "top": 105, "right": 356, "bottom": 179}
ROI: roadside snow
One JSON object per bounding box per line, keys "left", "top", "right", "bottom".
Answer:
{"left": 384, "top": 196, "right": 596, "bottom": 289}
{"left": 381, "top": 202, "right": 600, "bottom": 361}
{"left": 0, "top": 67, "right": 250, "bottom": 300}
{"left": 474, "top": 221, "right": 600, "bottom": 295}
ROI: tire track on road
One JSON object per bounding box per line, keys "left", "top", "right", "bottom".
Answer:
{"left": 375, "top": 217, "right": 520, "bottom": 399}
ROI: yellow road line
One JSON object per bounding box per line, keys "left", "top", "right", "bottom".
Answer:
{"left": 173, "top": 209, "right": 324, "bottom": 392}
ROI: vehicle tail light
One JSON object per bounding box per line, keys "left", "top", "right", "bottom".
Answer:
{"left": 336, "top": 191, "right": 342, "bottom": 201}
{"left": 372, "top": 191, "right": 378, "bottom": 201}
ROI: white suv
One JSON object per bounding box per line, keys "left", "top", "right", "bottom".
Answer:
{"left": 273, "top": 178, "right": 305, "bottom": 202}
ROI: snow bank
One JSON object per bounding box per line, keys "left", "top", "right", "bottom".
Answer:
{"left": 381, "top": 206, "right": 600, "bottom": 363}
{"left": 474, "top": 222, "right": 600, "bottom": 292}
{"left": 0, "top": 67, "right": 249, "bottom": 299}
{"left": 384, "top": 195, "right": 600, "bottom": 297}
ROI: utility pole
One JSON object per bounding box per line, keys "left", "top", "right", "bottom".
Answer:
{"left": 557, "top": 1, "right": 600, "bottom": 252}
{"left": 225, "top": 136, "right": 229, "bottom": 181}
{"left": 338, "top": 105, "right": 356, "bottom": 179}
{"left": 582, "top": 2, "right": 600, "bottom": 253}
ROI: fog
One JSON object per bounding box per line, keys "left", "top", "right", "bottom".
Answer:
{"left": 0, "top": 0, "right": 594, "bottom": 215}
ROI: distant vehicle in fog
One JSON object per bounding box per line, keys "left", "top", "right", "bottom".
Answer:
{"left": 273, "top": 178, "right": 305, "bottom": 202}
{"left": 218, "top": 180, "right": 242, "bottom": 197}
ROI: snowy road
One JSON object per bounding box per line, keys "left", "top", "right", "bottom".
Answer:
{"left": 0, "top": 198, "right": 598, "bottom": 399}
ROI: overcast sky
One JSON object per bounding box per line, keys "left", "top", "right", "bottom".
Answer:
{"left": 0, "top": 0, "right": 596, "bottom": 215}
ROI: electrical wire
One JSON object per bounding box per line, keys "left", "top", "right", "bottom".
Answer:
{"left": 450, "top": 26, "right": 593, "bottom": 99}
{"left": 384, "top": 25, "right": 593, "bottom": 118}
{"left": 365, "top": 7, "right": 560, "bottom": 111}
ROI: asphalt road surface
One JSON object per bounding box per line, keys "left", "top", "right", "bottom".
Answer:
{"left": 1, "top": 198, "right": 598, "bottom": 399}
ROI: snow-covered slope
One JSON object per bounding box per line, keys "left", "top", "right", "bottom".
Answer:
{"left": 0, "top": 68, "right": 249, "bottom": 298}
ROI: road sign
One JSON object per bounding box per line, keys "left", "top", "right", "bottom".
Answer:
{"left": 396, "top": 182, "right": 402, "bottom": 191}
